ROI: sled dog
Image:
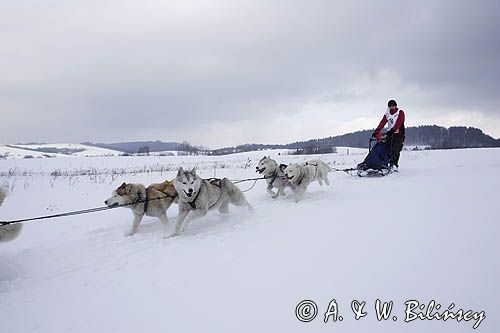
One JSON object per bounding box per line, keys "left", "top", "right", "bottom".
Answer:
{"left": 256, "top": 156, "right": 292, "bottom": 198}
{"left": 0, "top": 188, "right": 23, "bottom": 242}
{"left": 105, "top": 180, "right": 178, "bottom": 236}
{"left": 284, "top": 159, "right": 331, "bottom": 202}
{"left": 170, "top": 167, "right": 253, "bottom": 237}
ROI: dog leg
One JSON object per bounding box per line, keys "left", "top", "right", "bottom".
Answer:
{"left": 295, "top": 186, "right": 307, "bottom": 202}
{"left": 277, "top": 185, "right": 285, "bottom": 197}
{"left": 159, "top": 214, "right": 169, "bottom": 225}
{"left": 180, "top": 208, "right": 208, "bottom": 232}
{"left": 127, "top": 214, "right": 144, "bottom": 236}
{"left": 266, "top": 184, "right": 277, "bottom": 197}
{"left": 325, "top": 177, "right": 330, "bottom": 186}
{"left": 169, "top": 208, "right": 190, "bottom": 237}
{"left": 218, "top": 201, "right": 229, "bottom": 214}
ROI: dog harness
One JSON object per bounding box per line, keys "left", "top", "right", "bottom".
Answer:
{"left": 304, "top": 162, "right": 319, "bottom": 181}
{"left": 187, "top": 179, "right": 223, "bottom": 210}
{"left": 137, "top": 186, "right": 178, "bottom": 214}
{"left": 143, "top": 187, "right": 149, "bottom": 214}
{"left": 269, "top": 170, "right": 278, "bottom": 186}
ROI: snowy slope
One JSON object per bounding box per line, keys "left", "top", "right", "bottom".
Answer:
{"left": 0, "top": 143, "right": 121, "bottom": 159}
{"left": 0, "top": 148, "right": 498, "bottom": 332}
{"left": 0, "top": 145, "right": 65, "bottom": 159}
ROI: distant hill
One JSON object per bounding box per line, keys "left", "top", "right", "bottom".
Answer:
{"left": 213, "top": 125, "right": 500, "bottom": 155}
{"left": 82, "top": 125, "right": 500, "bottom": 156}
{"left": 283, "top": 125, "right": 500, "bottom": 150}
{"left": 82, "top": 141, "right": 182, "bottom": 153}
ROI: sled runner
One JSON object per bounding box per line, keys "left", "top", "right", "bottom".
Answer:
{"left": 356, "top": 136, "right": 390, "bottom": 177}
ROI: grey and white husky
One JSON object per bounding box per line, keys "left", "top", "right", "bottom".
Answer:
{"left": 256, "top": 156, "right": 292, "bottom": 198}
{"left": 0, "top": 188, "right": 23, "bottom": 242}
{"left": 284, "top": 159, "right": 331, "bottom": 202}
{"left": 170, "top": 167, "right": 253, "bottom": 237}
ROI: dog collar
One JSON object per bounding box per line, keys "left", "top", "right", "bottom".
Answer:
{"left": 269, "top": 170, "right": 278, "bottom": 185}
{"left": 187, "top": 183, "right": 203, "bottom": 209}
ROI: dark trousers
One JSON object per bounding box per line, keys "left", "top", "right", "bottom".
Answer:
{"left": 388, "top": 133, "right": 405, "bottom": 167}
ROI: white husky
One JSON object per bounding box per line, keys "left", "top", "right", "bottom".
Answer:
{"left": 256, "top": 156, "right": 292, "bottom": 198}
{"left": 0, "top": 188, "right": 23, "bottom": 242}
{"left": 170, "top": 167, "right": 253, "bottom": 237}
{"left": 284, "top": 159, "right": 331, "bottom": 202}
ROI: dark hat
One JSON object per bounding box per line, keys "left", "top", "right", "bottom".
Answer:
{"left": 388, "top": 99, "right": 397, "bottom": 107}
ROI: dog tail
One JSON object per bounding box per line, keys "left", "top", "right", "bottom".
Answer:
{"left": 222, "top": 178, "right": 253, "bottom": 211}
{"left": 0, "top": 224, "right": 23, "bottom": 243}
{"left": 0, "top": 187, "right": 6, "bottom": 207}
{"left": 0, "top": 188, "right": 23, "bottom": 243}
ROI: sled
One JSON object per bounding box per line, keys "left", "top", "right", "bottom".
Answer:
{"left": 356, "top": 137, "right": 391, "bottom": 177}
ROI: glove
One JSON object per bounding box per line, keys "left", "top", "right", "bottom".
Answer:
{"left": 372, "top": 129, "right": 380, "bottom": 138}
{"left": 375, "top": 131, "right": 382, "bottom": 142}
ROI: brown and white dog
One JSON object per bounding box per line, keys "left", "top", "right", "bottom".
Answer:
{"left": 0, "top": 188, "right": 23, "bottom": 242}
{"left": 105, "top": 180, "right": 178, "bottom": 236}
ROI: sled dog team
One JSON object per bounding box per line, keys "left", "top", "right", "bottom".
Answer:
{"left": 0, "top": 157, "right": 331, "bottom": 241}
{"left": 104, "top": 157, "right": 331, "bottom": 237}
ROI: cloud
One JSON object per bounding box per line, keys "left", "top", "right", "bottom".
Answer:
{"left": 1, "top": 0, "right": 499, "bottom": 146}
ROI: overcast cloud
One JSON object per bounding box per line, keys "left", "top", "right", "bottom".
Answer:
{"left": 1, "top": 0, "right": 499, "bottom": 147}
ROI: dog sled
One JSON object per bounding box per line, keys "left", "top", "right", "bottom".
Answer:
{"left": 356, "top": 136, "right": 391, "bottom": 177}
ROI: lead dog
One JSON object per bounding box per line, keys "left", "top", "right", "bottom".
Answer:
{"left": 105, "top": 180, "right": 178, "bottom": 236}
{"left": 256, "top": 156, "right": 292, "bottom": 198}
{"left": 0, "top": 188, "right": 23, "bottom": 242}
{"left": 169, "top": 167, "right": 253, "bottom": 237}
{"left": 284, "top": 159, "right": 331, "bottom": 202}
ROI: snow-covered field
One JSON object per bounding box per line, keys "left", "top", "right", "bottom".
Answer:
{"left": 0, "top": 143, "right": 121, "bottom": 159}
{"left": 0, "top": 148, "right": 498, "bottom": 332}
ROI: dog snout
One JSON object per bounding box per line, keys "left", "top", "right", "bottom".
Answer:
{"left": 104, "top": 200, "right": 108, "bottom": 205}
{"left": 188, "top": 188, "right": 193, "bottom": 193}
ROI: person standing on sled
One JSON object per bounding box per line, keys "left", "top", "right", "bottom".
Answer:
{"left": 372, "top": 99, "right": 405, "bottom": 172}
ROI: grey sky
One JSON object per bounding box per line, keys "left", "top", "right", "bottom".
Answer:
{"left": 1, "top": 0, "right": 499, "bottom": 147}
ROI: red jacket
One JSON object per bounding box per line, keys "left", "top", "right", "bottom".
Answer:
{"left": 376, "top": 108, "right": 405, "bottom": 134}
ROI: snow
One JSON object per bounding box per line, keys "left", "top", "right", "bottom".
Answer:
{"left": 0, "top": 143, "right": 121, "bottom": 159}
{"left": 0, "top": 148, "right": 498, "bottom": 332}
{"left": 0, "top": 145, "right": 65, "bottom": 159}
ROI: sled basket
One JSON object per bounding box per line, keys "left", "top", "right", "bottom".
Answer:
{"left": 357, "top": 137, "right": 390, "bottom": 177}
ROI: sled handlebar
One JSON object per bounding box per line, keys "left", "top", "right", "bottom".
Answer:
{"left": 369, "top": 134, "right": 387, "bottom": 151}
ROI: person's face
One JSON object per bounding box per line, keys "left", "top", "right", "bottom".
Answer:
{"left": 389, "top": 105, "right": 397, "bottom": 111}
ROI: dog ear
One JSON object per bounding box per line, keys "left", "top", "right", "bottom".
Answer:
{"left": 177, "top": 167, "right": 184, "bottom": 176}
{"left": 125, "top": 184, "right": 133, "bottom": 193}
{"left": 191, "top": 167, "right": 196, "bottom": 174}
